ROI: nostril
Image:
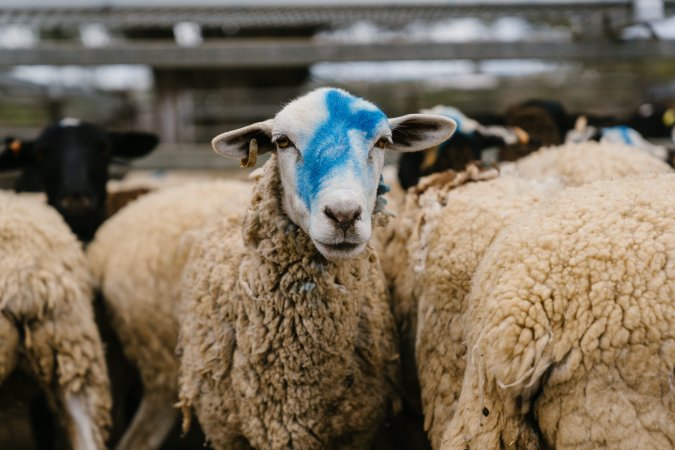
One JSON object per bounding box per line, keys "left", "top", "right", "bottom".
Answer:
{"left": 60, "top": 194, "right": 94, "bottom": 212}
{"left": 324, "top": 206, "right": 362, "bottom": 230}
{"left": 324, "top": 206, "right": 339, "bottom": 224}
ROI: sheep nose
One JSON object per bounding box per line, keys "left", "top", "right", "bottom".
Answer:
{"left": 324, "top": 205, "right": 362, "bottom": 231}
{"left": 60, "top": 194, "right": 94, "bottom": 214}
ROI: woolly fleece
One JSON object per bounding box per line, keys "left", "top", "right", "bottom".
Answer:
{"left": 409, "top": 172, "right": 564, "bottom": 449}
{"left": 88, "top": 180, "right": 252, "bottom": 401}
{"left": 511, "top": 140, "right": 672, "bottom": 186}
{"left": 178, "top": 155, "right": 400, "bottom": 450}
{"left": 443, "top": 174, "right": 675, "bottom": 450}
{"left": 0, "top": 192, "right": 111, "bottom": 449}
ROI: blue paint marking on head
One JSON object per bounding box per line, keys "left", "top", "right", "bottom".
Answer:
{"left": 296, "top": 89, "right": 387, "bottom": 209}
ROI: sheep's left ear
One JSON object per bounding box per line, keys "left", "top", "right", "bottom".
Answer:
{"left": 388, "top": 114, "right": 457, "bottom": 153}
{"left": 109, "top": 131, "right": 160, "bottom": 159}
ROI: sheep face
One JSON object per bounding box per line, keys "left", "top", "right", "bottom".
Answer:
{"left": 1, "top": 120, "right": 159, "bottom": 242}
{"left": 213, "top": 87, "right": 456, "bottom": 261}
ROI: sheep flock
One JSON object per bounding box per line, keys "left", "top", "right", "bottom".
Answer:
{"left": 0, "top": 88, "right": 673, "bottom": 450}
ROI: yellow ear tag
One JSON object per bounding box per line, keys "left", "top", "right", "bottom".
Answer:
{"left": 514, "top": 127, "right": 530, "bottom": 144}
{"left": 663, "top": 109, "right": 675, "bottom": 127}
{"left": 420, "top": 146, "right": 439, "bottom": 170}
{"left": 240, "top": 138, "right": 258, "bottom": 168}
{"left": 9, "top": 139, "right": 22, "bottom": 156}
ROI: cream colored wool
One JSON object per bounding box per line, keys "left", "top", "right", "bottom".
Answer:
{"left": 443, "top": 174, "right": 675, "bottom": 450}
{"left": 373, "top": 167, "right": 503, "bottom": 416}
{"left": 384, "top": 141, "right": 673, "bottom": 448}
{"left": 178, "top": 155, "right": 400, "bottom": 450}
{"left": 0, "top": 192, "right": 111, "bottom": 450}
{"left": 87, "top": 180, "right": 252, "bottom": 448}
{"left": 406, "top": 171, "right": 564, "bottom": 449}
{"left": 372, "top": 164, "right": 406, "bottom": 287}
{"left": 512, "top": 140, "right": 672, "bottom": 186}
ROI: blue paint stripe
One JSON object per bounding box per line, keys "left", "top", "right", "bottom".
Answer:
{"left": 296, "top": 89, "right": 387, "bottom": 209}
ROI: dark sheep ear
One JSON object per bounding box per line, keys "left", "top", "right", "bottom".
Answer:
{"left": 0, "top": 137, "right": 35, "bottom": 171}
{"left": 108, "top": 131, "right": 159, "bottom": 159}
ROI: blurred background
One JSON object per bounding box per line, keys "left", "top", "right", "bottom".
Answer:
{"left": 0, "top": 0, "right": 674, "bottom": 171}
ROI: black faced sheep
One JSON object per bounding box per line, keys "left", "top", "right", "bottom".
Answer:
{"left": 1, "top": 119, "right": 158, "bottom": 241}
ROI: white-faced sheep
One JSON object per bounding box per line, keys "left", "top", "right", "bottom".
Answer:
{"left": 564, "top": 117, "right": 669, "bottom": 162}
{"left": 87, "top": 180, "right": 253, "bottom": 450}
{"left": 442, "top": 174, "right": 675, "bottom": 450}
{"left": 0, "top": 192, "right": 111, "bottom": 450}
{"left": 88, "top": 86, "right": 456, "bottom": 450}
{"left": 397, "top": 106, "right": 528, "bottom": 189}
{"left": 176, "top": 87, "right": 456, "bottom": 450}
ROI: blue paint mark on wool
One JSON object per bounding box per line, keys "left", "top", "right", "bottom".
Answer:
{"left": 296, "top": 89, "right": 387, "bottom": 209}
{"left": 603, "top": 126, "right": 634, "bottom": 145}
{"left": 377, "top": 174, "right": 391, "bottom": 195}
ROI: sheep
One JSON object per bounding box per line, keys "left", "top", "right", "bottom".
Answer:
{"left": 1, "top": 119, "right": 159, "bottom": 241}
{"left": 393, "top": 168, "right": 564, "bottom": 449}
{"left": 499, "top": 99, "right": 569, "bottom": 161}
{"left": 627, "top": 102, "right": 675, "bottom": 142}
{"left": 383, "top": 140, "right": 672, "bottom": 449}
{"left": 564, "top": 114, "right": 670, "bottom": 162}
{"left": 176, "top": 87, "right": 456, "bottom": 450}
{"left": 398, "top": 106, "right": 528, "bottom": 189}
{"left": 442, "top": 174, "right": 675, "bottom": 450}
{"left": 510, "top": 140, "right": 672, "bottom": 187}
{"left": 0, "top": 191, "right": 111, "bottom": 450}
{"left": 87, "top": 179, "right": 253, "bottom": 450}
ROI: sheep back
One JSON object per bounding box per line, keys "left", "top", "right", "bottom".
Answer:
{"left": 0, "top": 192, "right": 111, "bottom": 448}
{"left": 444, "top": 174, "right": 675, "bottom": 450}
{"left": 411, "top": 174, "right": 564, "bottom": 448}
{"left": 513, "top": 141, "right": 672, "bottom": 186}
{"left": 87, "top": 180, "right": 252, "bottom": 396}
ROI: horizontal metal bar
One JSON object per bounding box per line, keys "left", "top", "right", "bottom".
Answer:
{"left": 1, "top": 39, "right": 674, "bottom": 67}
{"left": 0, "top": 3, "right": 649, "bottom": 28}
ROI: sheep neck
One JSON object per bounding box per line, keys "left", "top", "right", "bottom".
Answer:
{"left": 238, "top": 154, "right": 370, "bottom": 370}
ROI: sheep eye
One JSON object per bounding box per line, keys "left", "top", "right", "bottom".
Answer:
{"left": 275, "top": 136, "right": 292, "bottom": 149}
{"left": 375, "top": 137, "right": 390, "bottom": 149}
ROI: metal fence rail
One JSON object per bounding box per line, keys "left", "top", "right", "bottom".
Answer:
{"left": 2, "top": 1, "right": 673, "bottom": 28}
{"left": 2, "top": 39, "right": 675, "bottom": 67}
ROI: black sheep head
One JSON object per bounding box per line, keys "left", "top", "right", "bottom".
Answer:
{"left": 1, "top": 119, "right": 159, "bottom": 242}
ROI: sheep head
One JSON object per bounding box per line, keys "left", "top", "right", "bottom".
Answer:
{"left": 212, "top": 87, "right": 456, "bottom": 261}
{"left": 0, "top": 119, "right": 159, "bottom": 242}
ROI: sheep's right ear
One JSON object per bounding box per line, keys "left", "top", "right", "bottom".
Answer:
{"left": 0, "top": 137, "right": 35, "bottom": 171}
{"left": 212, "top": 120, "right": 275, "bottom": 167}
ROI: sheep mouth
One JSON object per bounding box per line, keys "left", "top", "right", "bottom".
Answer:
{"left": 314, "top": 239, "right": 366, "bottom": 260}
{"left": 318, "top": 241, "right": 360, "bottom": 252}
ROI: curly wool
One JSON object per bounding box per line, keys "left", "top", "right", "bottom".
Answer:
{"left": 178, "top": 154, "right": 400, "bottom": 450}
{"left": 443, "top": 174, "right": 675, "bottom": 450}
{"left": 409, "top": 173, "right": 564, "bottom": 449}
{"left": 510, "top": 140, "right": 672, "bottom": 186}
{"left": 374, "top": 165, "right": 505, "bottom": 419}
{"left": 88, "top": 180, "right": 252, "bottom": 399}
{"left": 0, "top": 192, "right": 110, "bottom": 449}
{"left": 383, "top": 140, "right": 671, "bottom": 449}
